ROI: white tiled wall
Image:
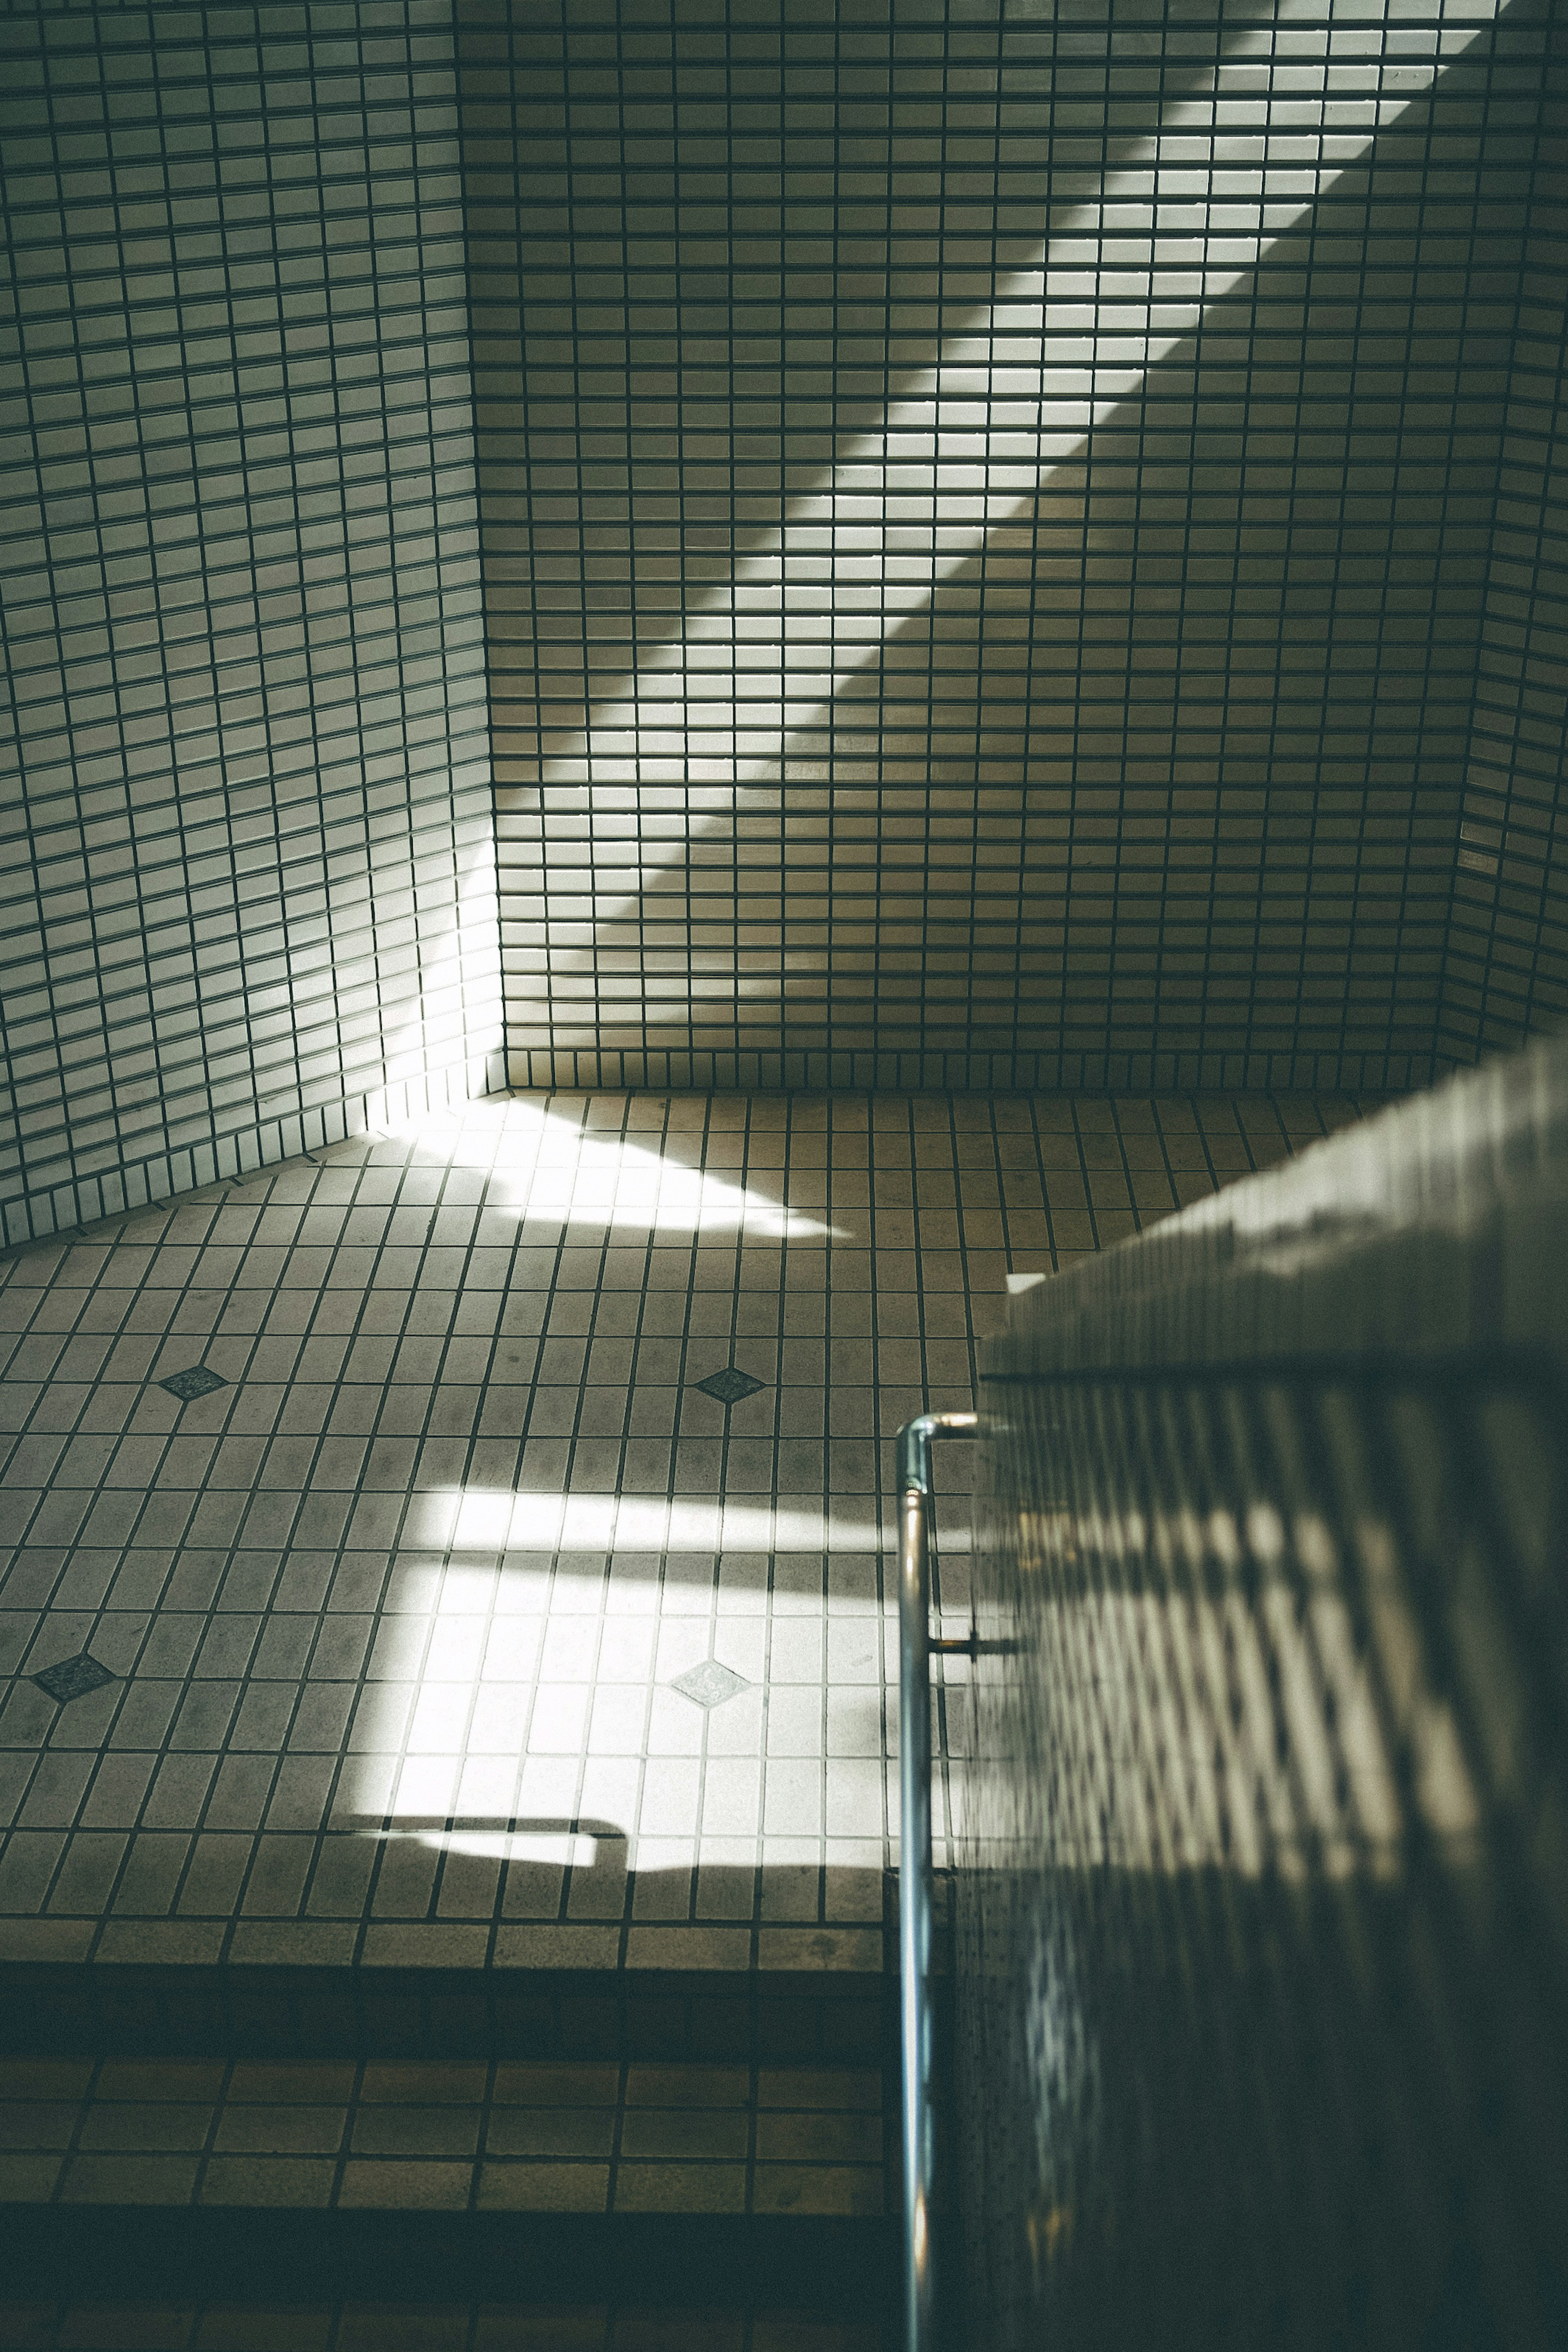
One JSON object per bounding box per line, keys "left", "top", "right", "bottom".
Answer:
{"left": 0, "top": 1, "right": 504, "bottom": 1250}
{"left": 1445, "top": 116, "right": 1568, "bottom": 1058}
{"left": 463, "top": 0, "right": 1565, "bottom": 1097}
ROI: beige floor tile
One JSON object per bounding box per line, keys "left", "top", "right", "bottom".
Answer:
{"left": 0, "top": 2152, "right": 62, "bottom": 2201}
{"left": 491, "top": 2064, "right": 619, "bottom": 2107}
{"left": 757, "top": 2069, "right": 883, "bottom": 2112}
{"left": 475, "top": 2161, "right": 611, "bottom": 2213}
{"left": 484, "top": 2110, "right": 615, "bottom": 2160}
{"left": 611, "top": 2161, "right": 747, "bottom": 2214}
{"left": 212, "top": 2103, "right": 348, "bottom": 2155}
{"left": 336, "top": 2158, "right": 474, "bottom": 2210}
{"left": 334, "top": 2314, "right": 470, "bottom": 2352}
{"left": 472, "top": 2311, "right": 608, "bottom": 2351}
{"left": 77, "top": 2103, "right": 213, "bottom": 2153}
{"left": 751, "top": 2165, "right": 883, "bottom": 2218}
{"left": 198, "top": 2156, "right": 336, "bottom": 2208}
{"left": 223, "top": 2063, "right": 357, "bottom": 2105}
{"left": 0, "top": 2061, "right": 93, "bottom": 2101}
{"left": 755, "top": 2112, "right": 881, "bottom": 2165}
{"left": 190, "top": 2309, "right": 334, "bottom": 2351}
{"left": 58, "top": 2152, "right": 199, "bottom": 2205}
{"left": 0, "top": 2101, "right": 79, "bottom": 2151}
{"left": 623, "top": 2066, "right": 748, "bottom": 2109}
{"left": 358, "top": 2062, "right": 488, "bottom": 2104}
{"left": 617, "top": 2109, "right": 750, "bottom": 2162}
{"left": 49, "top": 2310, "right": 196, "bottom": 2352}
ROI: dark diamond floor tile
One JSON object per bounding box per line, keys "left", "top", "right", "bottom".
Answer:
{"left": 695, "top": 1368, "right": 765, "bottom": 1407}
{"left": 671, "top": 1659, "right": 748, "bottom": 1710}
{"left": 32, "top": 1653, "right": 117, "bottom": 1706}
{"left": 159, "top": 1365, "right": 227, "bottom": 1402}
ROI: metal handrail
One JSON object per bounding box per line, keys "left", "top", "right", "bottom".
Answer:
{"left": 897, "top": 1409, "right": 978, "bottom": 2352}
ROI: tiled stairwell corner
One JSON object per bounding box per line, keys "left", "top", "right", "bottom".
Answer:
{"left": 0, "top": 0, "right": 502, "bottom": 1255}
{"left": 0, "top": 1088, "right": 1364, "bottom": 1976}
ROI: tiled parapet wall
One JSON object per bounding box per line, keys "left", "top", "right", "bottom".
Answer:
{"left": 962, "top": 1347, "right": 1568, "bottom": 2349}
{"left": 963, "top": 1032, "right": 1568, "bottom": 2349}
{"left": 0, "top": 1, "right": 503, "bottom": 1250}
{"left": 987, "top": 1026, "right": 1568, "bottom": 1379}
{"left": 461, "top": 0, "right": 1565, "bottom": 1096}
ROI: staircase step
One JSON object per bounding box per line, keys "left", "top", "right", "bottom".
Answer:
{"left": 1, "top": 2208, "right": 894, "bottom": 2323}
{"left": 0, "top": 2049, "right": 889, "bottom": 2253}
{"left": 2, "top": 1961, "right": 894, "bottom": 2068}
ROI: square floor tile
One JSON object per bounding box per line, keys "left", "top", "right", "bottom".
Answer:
{"left": 672, "top": 1660, "right": 748, "bottom": 1711}
{"left": 695, "top": 1368, "right": 765, "bottom": 1407}
{"left": 160, "top": 1365, "right": 228, "bottom": 1402}
{"left": 31, "top": 1653, "right": 117, "bottom": 1706}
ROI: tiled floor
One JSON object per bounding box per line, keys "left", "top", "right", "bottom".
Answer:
{"left": 0, "top": 1089, "right": 1361, "bottom": 1973}
{"left": 0, "top": 2052, "right": 881, "bottom": 2218}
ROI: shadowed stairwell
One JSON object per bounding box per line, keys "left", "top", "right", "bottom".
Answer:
{"left": 0, "top": 0, "right": 1564, "bottom": 2344}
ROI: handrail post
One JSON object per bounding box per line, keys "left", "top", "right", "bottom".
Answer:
{"left": 897, "top": 1410, "right": 978, "bottom": 2352}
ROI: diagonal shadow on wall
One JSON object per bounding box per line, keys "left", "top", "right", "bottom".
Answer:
{"left": 503, "top": 14, "right": 1547, "bottom": 1092}
{"left": 457, "top": 0, "right": 1328, "bottom": 701}
{"left": 457, "top": 0, "right": 1557, "bottom": 1094}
